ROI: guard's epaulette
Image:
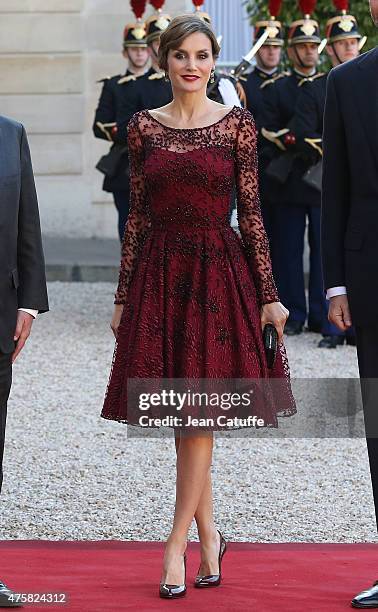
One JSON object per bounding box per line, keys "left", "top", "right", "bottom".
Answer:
{"left": 96, "top": 76, "right": 111, "bottom": 84}
{"left": 260, "top": 71, "right": 289, "bottom": 90}
{"left": 117, "top": 74, "right": 138, "bottom": 84}
{"left": 298, "top": 72, "right": 326, "bottom": 87}
{"left": 148, "top": 71, "right": 165, "bottom": 80}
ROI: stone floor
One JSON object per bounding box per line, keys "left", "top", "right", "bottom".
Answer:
{"left": 0, "top": 282, "right": 375, "bottom": 543}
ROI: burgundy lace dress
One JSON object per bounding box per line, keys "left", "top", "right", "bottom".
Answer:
{"left": 101, "top": 105, "right": 296, "bottom": 430}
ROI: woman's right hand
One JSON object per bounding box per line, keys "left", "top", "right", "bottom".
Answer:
{"left": 260, "top": 301, "right": 289, "bottom": 342}
{"left": 111, "top": 304, "right": 124, "bottom": 338}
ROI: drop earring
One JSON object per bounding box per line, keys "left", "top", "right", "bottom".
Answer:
{"left": 164, "top": 71, "right": 170, "bottom": 82}
{"left": 210, "top": 68, "right": 215, "bottom": 84}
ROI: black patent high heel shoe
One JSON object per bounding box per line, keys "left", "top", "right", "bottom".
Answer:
{"left": 194, "top": 529, "right": 227, "bottom": 587}
{"left": 159, "top": 552, "right": 187, "bottom": 599}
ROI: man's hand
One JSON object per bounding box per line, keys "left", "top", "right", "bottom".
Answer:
{"left": 328, "top": 294, "right": 352, "bottom": 332}
{"left": 111, "top": 304, "right": 124, "bottom": 338}
{"left": 12, "top": 311, "right": 34, "bottom": 363}
{"left": 261, "top": 302, "right": 290, "bottom": 342}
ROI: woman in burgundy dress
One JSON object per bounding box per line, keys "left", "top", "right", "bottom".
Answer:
{"left": 101, "top": 14, "right": 296, "bottom": 599}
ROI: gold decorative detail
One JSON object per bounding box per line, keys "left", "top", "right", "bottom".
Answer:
{"left": 235, "top": 81, "right": 247, "bottom": 107}
{"left": 260, "top": 72, "right": 288, "bottom": 89}
{"left": 261, "top": 127, "right": 289, "bottom": 151}
{"left": 155, "top": 16, "right": 170, "bottom": 31}
{"left": 117, "top": 74, "right": 137, "bottom": 84}
{"left": 298, "top": 72, "right": 325, "bottom": 87}
{"left": 301, "top": 21, "right": 316, "bottom": 36}
{"left": 304, "top": 138, "right": 323, "bottom": 156}
{"left": 339, "top": 18, "right": 354, "bottom": 33}
{"left": 267, "top": 26, "right": 280, "bottom": 39}
{"left": 148, "top": 71, "right": 165, "bottom": 80}
{"left": 96, "top": 121, "right": 116, "bottom": 142}
{"left": 132, "top": 26, "right": 146, "bottom": 40}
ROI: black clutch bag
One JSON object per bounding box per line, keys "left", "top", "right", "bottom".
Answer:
{"left": 263, "top": 323, "right": 278, "bottom": 369}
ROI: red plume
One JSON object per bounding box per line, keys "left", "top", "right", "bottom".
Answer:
{"left": 192, "top": 0, "right": 204, "bottom": 8}
{"left": 149, "top": 0, "right": 165, "bottom": 10}
{"left": 333, "top": 0, "right": 349, "bottom": 11}
{"left": 130, "top": 0, "right": 147, "bottom": 19}
{"left": 298, "top": 0, "right": 317, "bottom": 16}
{"left": 269, "top": 0, "right": 282, "bottom": 18}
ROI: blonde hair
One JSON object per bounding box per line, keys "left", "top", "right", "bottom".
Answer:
{"left": 158, "top": 14, "right": 220, "bottom": 73}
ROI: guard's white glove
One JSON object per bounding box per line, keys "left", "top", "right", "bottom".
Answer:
{"left": 218, "top": 78, "right": 242, "bottom": 108}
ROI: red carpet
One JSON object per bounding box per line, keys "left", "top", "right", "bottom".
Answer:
{"left": 0, "top": 541, "right": 377, "bottom": 611}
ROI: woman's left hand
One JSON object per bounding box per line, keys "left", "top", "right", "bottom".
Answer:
{"left": 261, "top": 302, "right": 289, "bottom": 342}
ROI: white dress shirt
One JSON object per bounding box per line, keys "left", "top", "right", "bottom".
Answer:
{"left": 326, "top": 286, "right": 347, "bottom": 300}
{"left": 18, "top": 308, "right": 38, "bottom": 318}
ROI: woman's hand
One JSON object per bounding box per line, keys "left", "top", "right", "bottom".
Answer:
{"left": 111, "top": 304, "right": 124, "bottom": 338}
{"left": 261, "top": 302, "right": 289, "bottom": 342}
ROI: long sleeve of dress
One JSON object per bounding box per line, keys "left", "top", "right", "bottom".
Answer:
{"left": 114, "top": 113, "right": 151, "bottom": 304}
{"left": 234, "top": 109, "right": 279, "bottom": 305}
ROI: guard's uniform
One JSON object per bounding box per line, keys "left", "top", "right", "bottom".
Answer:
{"left": 93, "top": 21, "right": 148, "bottom": 240}
{"left": 116, "top": 66, "right": 173, "bottom": 134}
{"left": 240, "top": 67, "right": 282, "bottom": 122}
{"left": 260, "top": 16, "right": 326, "bottom": 333}
{"left": 294, "top": 11, "right": 364, "bottom": 346}
{"left": 115, "top": 13, "right": 173, "bottom": 136}
{"left": 238, "top": 17, "right": 285, "bottom": 240}
{"left": 238, "top": 16, "right": 284, "bottom": 122}
{"left": 94, "top": 70, "right": 137, "bottom": 240}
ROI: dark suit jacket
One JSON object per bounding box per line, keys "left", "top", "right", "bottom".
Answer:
{"left": 321, "top": 47, "right": 378, "bottom": 325}
{"left": 0, "top": 116, "right": 49, "bottom": 353}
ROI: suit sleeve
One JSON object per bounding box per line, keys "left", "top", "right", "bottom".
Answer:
{"left": 321, "top": 70, "right": 350, "bottom": 290}
{"left": 17, "top": 126, "right": 49, "bottom": 313}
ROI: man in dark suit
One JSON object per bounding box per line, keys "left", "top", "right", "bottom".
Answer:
{"left": 0, "top": 116, "right": 49, "bottom": 606}
{"left": 321, "top": 1, "right": 378, "bottom": 606}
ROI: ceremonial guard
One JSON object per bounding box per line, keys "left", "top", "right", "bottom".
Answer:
{"left": 238, "top": 0, "right": 285, "bottom": 238}
{"left": 325, "top": 1, "right": 365, "bottom": 66}
{"left": 93, "top": 10, "right": 149, "bottom": 241}
{"left": 260, "top": 1, "right": 324, "bottom": 336}
{"left": 116, "top": 5, "right": 173, "bottom": 134}
{"left": 294, "top": 0, "right": 363, "bottom": 347}
{"left": 239, "top": 1, "right": 284, "bottom": 121}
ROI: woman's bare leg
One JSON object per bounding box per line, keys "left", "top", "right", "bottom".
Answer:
{"left": 160, "top": 432, "right": 213, "bottom": 585}
{"left": 175, "top": 436, "right": 221, "bottom": 577}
